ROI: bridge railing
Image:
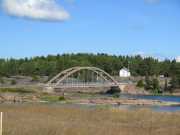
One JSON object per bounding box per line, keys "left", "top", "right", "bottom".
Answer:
{"left": 44, "top": 81, "right": 133, "bottom": 87}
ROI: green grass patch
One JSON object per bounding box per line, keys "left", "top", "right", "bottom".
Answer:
{"left": 113, "top": 94, "right": 120, "bottom": 98}
{"left": 77, "top": 91, "right": 84, "bottom": 94}
{"left": 150, "top": 89, "right": 159, "bottom": 94}
{"left": 0, "top": 88, "right": 34, "bottom": 93}
{"left": 40, "top": 97, "right": 60, "bottom": 102}
{"left": 40, "top": 96, "right": 69, "bottom": 102}
{"left": 59, "top": 96, "right": 65, "bottom": 101}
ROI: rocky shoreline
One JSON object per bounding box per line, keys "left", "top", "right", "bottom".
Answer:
{"left": 1, "top": 92, "right": 180, "bottom": 107}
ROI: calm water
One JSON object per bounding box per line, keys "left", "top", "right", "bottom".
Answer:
{"left": 1, "top": 94, "right": 180, "bottom": 112}
{"left": 118, "top": 94, "right": 180, "bottom": 112}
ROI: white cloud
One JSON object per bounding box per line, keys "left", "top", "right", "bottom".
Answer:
{"left": 176, "top": 56, "right": 180, "bottom": 62}
{"left": 143, "top": 0, "right": 159, "bottom": 4}
{"left": 132, "top": 52, "right": 166, "bottom": 61}
{"left": 1, "top": 0, "right": 71, "bottom": 22}
{"left": 133, "top": 23, "right": 146, "bottom": 29}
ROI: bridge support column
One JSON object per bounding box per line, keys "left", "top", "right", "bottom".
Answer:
{"left": 118, "top": 85, "right": 126, "bottom": 93}
{"left": 43, "top": 86, "right": 55, "bottom": 93}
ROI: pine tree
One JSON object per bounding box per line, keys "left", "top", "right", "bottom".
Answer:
{"left": 151, "top": 78, "right": 159, "bottom": 90}
{"left": 164, "top": 79, "right": 168, "bottom": 91}
{"left": 145, "top": 75, "right": 151, "bottom": 90}
{"left": 170, "top": 75, "right": 178, "bottom": 90}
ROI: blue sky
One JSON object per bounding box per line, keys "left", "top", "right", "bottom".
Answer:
{"left": 0, "top": 0, "right": 180, "bottom": 62}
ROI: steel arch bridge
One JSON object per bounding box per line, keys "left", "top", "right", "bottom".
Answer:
{"left": 45, "top": 67, "right": 121, "bottom": 93}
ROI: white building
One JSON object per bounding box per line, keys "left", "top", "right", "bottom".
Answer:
{"left": 119, "top": 67, "right": 131, "bottom": 77}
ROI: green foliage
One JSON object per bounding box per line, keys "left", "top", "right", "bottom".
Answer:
{"left": 59, "top": 96, "right": 66, "bottom": 101}
{"left": 156, "top": 86, "right": 161, "bottom": 91}
{"left": 113, "top": 94, "right": 120, "bottom": 98}
{"left": 145, "top": 75, "right": 151, "bottom": 90}
{"left": 164, "top": 79, "right": 168, "bottom": 91}
{"left": 136, "top": 79, "right": 144, "bottom": 88}
{"left": 0, "top": 79, "right": 4, "bottom": 84}
{"left": 178, "top": 77, "right": 180, "bottom": 87}
{"left": 151, "top": 78, "right": 159, "bottom": 90}
{"left": 0, "top": 88, "right": 33, "bottom": 93}
{"left": 77, "top": 91, "right": 84, "bottom": 94}
{"left": 6, "top": 73, "right": 11, "bottom": 78}
{"left": 40, "top": 97, "right": 60, "bottom": 102}
{"left": 32, "top": 75, "right": 40, "bottom": 82}
{"left": 46, "top": 75, "right": 57, "bottom": 83}
{"left": 150, "top": 89, "right": 159, "bottom": 94}
{"left": 170, "top": 75, "right": 178, "bottom": 90}
{"left": 11, "top": 79, "right": 16, "bottom": 85}
{"left": 0, "top": 53, "right": 180, "bottom": 77}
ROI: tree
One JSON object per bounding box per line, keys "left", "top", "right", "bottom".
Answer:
{"left": 145, "top": 75, "right": 151, "bottom": 90}
{"left": 11, "top": 79, "right": 16, "bottom": 85}
{"left": 164, "top": 79, "right": 168, "bottom": 91}
{"left": 32, "top": 75, "right": 40, "bottom": 82}
{"left": 178, "top": 77, "right": 180, "bottom": 87}
{"left": 151, "top": 78, "right": 159, "bottom": 90}
{"left": 136, "top": 79, "right": 144, "bottom": 88}
{"left": 170, "top": 75, "right": 178, "bottom": 90}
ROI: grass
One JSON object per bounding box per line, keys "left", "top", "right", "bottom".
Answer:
{"left": 26, "top": 86, "right": 45, "bottom": 92}
{"left": 150, "top": 89, "right": 159, "bottom": 94}
{"left": 0, "top": 105, "right": 180, "bottom": 135}
{"left": 0, "top": 88, "right": 34, "bottom": 93}
{"left": 59, "top": 96, "right": 65, "bottom": 101}
{"left": 77, "top": 91, "right": 84, "bottom": 94}
{"left": 40, "top": 96, "right": 73, "bottom": 102}
{"left": 71, "top": 93, "right": 100, "bottom": 98}
{"left": 113, "top": 94, "right": 120, "bottom": 98}
{"left": 40, "top": 97, "right": 61, "bottom": 102}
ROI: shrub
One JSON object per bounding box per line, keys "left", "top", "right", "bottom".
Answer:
{"left": 136, "top": 79, "right": 144, "bottom": 88}
{"left": 77, "top": 91, "right": 84, "bottom": 94}
{"left": 11, "top": 79, "right": 16, "bottom": 85}
{"left": 150, "top": 89, "right": 159, "bottom": 94}
{"left": 113, "top": 94, "right": 119, "bottom": 98}
{"left": 0, "top": 79, "right": 4, "bottom": 84}
{"left": 32, "top": 75, "right": 39, "bottom": 82}
{"left": 59, "top": 96, "right": 65, "bottom": 101}
{"left": 157, "top": 86, "right": 162, "bottom": 91}
{"left": 164, "top": 79, "right": 168, "bottom": 91}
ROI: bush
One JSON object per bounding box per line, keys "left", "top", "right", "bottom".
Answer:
{"left": 59, "top": 96, "right": 65, "bottom": 101}
{"left": 11, "top": 79, "right": 16, "bottom": 85}
{"left": 77, "top": 91, "right": 84, "bottom": 94}
{"left": 136, "top": 79, "right": 144, "bottom": 88}
{"left": 113, "top": 94, "right": 119, "bottom": 98}
{"left": 157, "top": 86, "right": 161, "bottom": 91}
{"left": 150, "top": 89, "right": 159, "bottom": 94}
{"left": 32, "top": 75, "right": 39, "bottom": 82}
{"left": 0, "top": 79, "right": 4, "bottom": 84}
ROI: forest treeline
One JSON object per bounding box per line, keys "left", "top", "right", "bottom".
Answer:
{"left": 0, "top": 53, "right": 180, "bottom": 77}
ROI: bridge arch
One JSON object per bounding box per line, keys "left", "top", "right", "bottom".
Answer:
{"left": 46, "top": 67, "right": 118, "bottom": 88}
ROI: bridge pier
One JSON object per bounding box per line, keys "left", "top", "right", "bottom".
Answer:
{"left": 43, "top": 86, "right": 54, "bottom": 93}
